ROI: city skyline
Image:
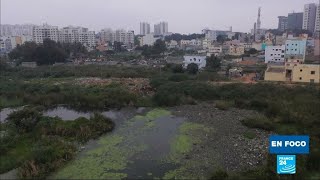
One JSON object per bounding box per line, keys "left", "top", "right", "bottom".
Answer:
{"left": 1, "top": 0, "right": 319, "bottom": 34}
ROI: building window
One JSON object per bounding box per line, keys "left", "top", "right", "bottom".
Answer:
{"left": 299, "top": 77, "right": 302, "bottom": 80}
{"left": 311, "top": 71, "right": 315, "bottom": 74}
{"left": 271, "top": 54, "right": 273, "bottom": 56}
{"left": 300, "top": 69, "right": 302, "bottom": 72}
{"left": 310, "top": 79, "right": 314, "bottom": 83}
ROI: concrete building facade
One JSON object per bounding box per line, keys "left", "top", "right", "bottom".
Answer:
{"left": 285, "top": 39, "right": 307, "bottom": 59}
{"left": 154, "top": 22, "right": 168, "bottom": 35}
{"left": 228, "top": 45, "right": 245, "bottom": 56}
{"left": 278, "top": 16, "right": 288, "bottom": 31}
{"left": 139, "top": 33, "right": 159, "bottom": 46}
{"left": 303, "top": 3, "right": 317, "bottom": 32}
{"left": 183, "top": 56, "right": 206, "bottom": 69}
{"left": 265, "top": 45, "right": 285, "bottom": 63}
{"left": 33, "top": 24, "right": 59, "bottom": 44}
{"left": 0, "top": 24, "right": 34, "bottom": 36}
{"left": 59, "top": 26, "right": 95, "bottom": 48}
{"left": 140, "top": 22, "right": 150, "bottom": 35}
{"left": 315, "top": 4, "right": 320, "bottom": 37}
{"left": 288, "top": 12, "right": 303, "bottom": 30}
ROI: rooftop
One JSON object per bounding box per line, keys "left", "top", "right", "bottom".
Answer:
{"left": 266, "top": 66, "right": 285, "bottom": 73}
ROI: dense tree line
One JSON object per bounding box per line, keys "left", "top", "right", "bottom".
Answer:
{"left": 164, "top": 33, "right": 205, "bottom": 42}
{"left": 140, "top": 39, "right": 167, "bottom": 57}
{"left": 8, "top": 39, "right": 88, "bottom": 65}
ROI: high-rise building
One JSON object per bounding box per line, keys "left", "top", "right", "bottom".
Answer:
{"left": 100, "top": 28, "right": 114, "bottom": 42}
{"left": 140, "top": 22, "right": 150, "bottom": 35}
{"left": 0, "top": 24, "right": 34, "bottom": 36}
{"left": 278, "top": 16, "right": 288, "bottom": 31}
{"left": 154, "top": 22, "right": 168, "bottom": 35}
{"left": 303, "top": 3, "right": 317, "bottom": 32}
{"left": 59, "top": 26, "right": 95, "bottom": 48}
{"left": 287, "top": 12, "right": 303, "bottom": 30}
{"left": 314, "top": 4, "right": 320, "bottom": 38}
{"left": 33, "top": 24, "right": 59, "bottom": 44}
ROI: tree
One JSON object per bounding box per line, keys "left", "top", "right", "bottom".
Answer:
{"left": 260, "top": 35, "right": 265, "bottom": 41}
{"left": 172, "top": 64, "right": 184, "bottom": 73}
{"left": 206, "top": 55, "right": 221, "bottom": 70}
{"left": 244, "top": 36, "right": 249, "bottom": 43}
{"left": 134, "top": 36, "right": 140, "bottom": 46}
{"left": 152, "top": 39, "right": 167, "bottom": 55}
{"left": 8, "top": 39, "right": 67, "bottom": 65}
{"left": 216, "top": 35, "right": 227, "bottom": 44}
{"left": 247, "top": 48, "right": 258, "bottom": 54}
{"left": 186, "top": 63, "right": 199, "bottom": 74}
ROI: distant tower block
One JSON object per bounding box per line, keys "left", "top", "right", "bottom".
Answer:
{"left": 257, "top": 7, "right": 261, "bottom": 33}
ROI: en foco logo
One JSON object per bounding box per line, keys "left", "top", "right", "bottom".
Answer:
{"left": 269, "top": 135, "right": 309, "bottom": 154}
{"left": 269, "top": 135, "right": 310, "bottom": 175}
{"left": 277, "top": 155, "right": 296, "bottom": 174}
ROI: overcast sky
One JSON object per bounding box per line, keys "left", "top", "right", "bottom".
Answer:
{"left": 1, "top": 0, "right": 318, "bottom": 34}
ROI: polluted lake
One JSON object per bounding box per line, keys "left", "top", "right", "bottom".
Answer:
{"left": 48, "top": 108, "right": 215, "bottom": 179}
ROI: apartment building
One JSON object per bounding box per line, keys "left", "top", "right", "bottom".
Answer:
{"left": 285, "top": 39, "right": 307, "bottom": 60}
{"left": 303, "top": 3, "right": 317, "bottom": 32}
{"left": 140, "top": 22, "right": 150, "bottom": 35}
{"left": 315, "top": 4, "right": 320, "bottom": 37}
{"left": 207, "top": 46, "right": 222, "bottom": 57}
{"left": 33, "top": 24, "right": 59, "bottom": 44}
{"left": 99, "top": 29, "right": 134, "bottom": 47}
{"left": 139, "top": 33, "right": 159, "bottom": 46}
{"left": 278, "top": 16, "right": 288, "bottom": 31}
{"left": 228, "top": 45, "right": 245, "bottom": 56}
{"left": 287, "top": 12, "right": 303, "bottom": 30}
{"left": 0, "top": 24, "right": 34, "bottom": 36}
{"left": 59, "top": 26, "right": 95, "bottom": 48}
{"left": 154, "top": 22, "right": 168, "bottom": 35}
{"left": 265, "top": 45, "right": 285, "bottom": 63}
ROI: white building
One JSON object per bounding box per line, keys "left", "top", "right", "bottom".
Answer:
{"left": 264, "top": 45, "right": 285, "bottom": 63}
{"left": 303, "top": 3, "right": 317, "bottom": 32}
{"left": 33, "top": 24, "right": 59, "bottom": 44}
{"left": 202, "top": 29, "right": 231, "bottom": 41}
{"left": 99, "top": 29, "right": 134, "bottom": 47}
{"left": 154, "top": 22, "right": 168, "bottom": 35}
{"left": 183, "top": 56, "right": 207, "bottom": 69}
{"left": 167, "top": 40, "right": 178, "bottom": 49}
{"left": 100, "top": 28, "right": 114, "bottom": 42}
{"left": 140, "top": 22, "right": 150, "bottom": 35}
{"left": 59, "top": 26, "right": 95, "bottom": 48}
{"left": 139, "top": 33, "right": 159, "bottom": 46}
{"left": 0, "top": 24, "right": 34, "bottom": 36}
{"left": 202, "top": 39, "right": 212, "bottom": 49}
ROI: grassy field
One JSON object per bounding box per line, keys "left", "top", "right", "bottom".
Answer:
{"left": 1, "top": 64, "right": 319, "bottom": 179}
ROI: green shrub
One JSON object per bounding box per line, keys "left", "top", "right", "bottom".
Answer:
{"left": 241, "top": 115, "right": 274, "bottom": 131}
{"left": 215, "top": 100, "right": 234, "bottom": 110}
{"left": 168, "top": 74, "right": 189, "bottom": 82}
{"left": 171, "top": 64, "right": 184, "bottom": 73}
{"left": 243, "top": 130, "right": 256, "bottom": 139}
{"left": 7, "top": 107, "right": 42, "bottom": 133}
{"left": 210, "top": 170, "right": 228, "bottom": 180}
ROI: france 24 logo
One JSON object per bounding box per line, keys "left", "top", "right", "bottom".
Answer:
{"left": 277, "top": 155, "right": 296, "bottom": 174}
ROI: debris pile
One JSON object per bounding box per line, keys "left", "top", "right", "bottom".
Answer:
{"left": 74, "top": 77, "right": 154, "bottom": 95}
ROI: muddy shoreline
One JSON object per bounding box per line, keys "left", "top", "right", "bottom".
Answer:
{"left": 170, "top": 103, "right": 269, "bottom": 173}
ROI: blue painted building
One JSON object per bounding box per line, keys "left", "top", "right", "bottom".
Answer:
{"left": 285, "top": 39, "right": 307, "bottom": 57}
